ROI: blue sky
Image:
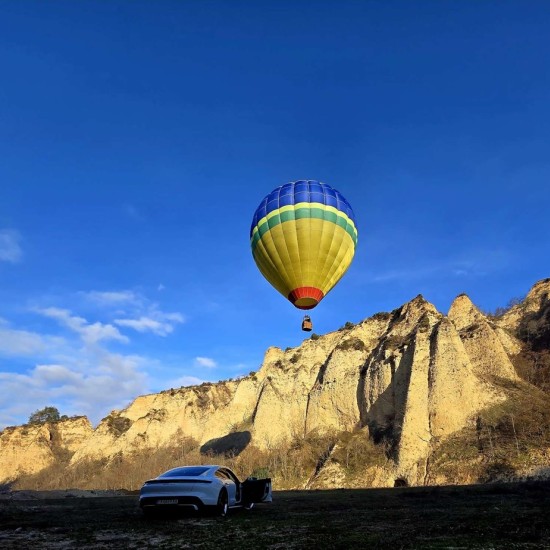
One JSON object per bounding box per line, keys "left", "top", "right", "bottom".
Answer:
{"left": 1, "top": 1, "right": 549, "bottom": 428}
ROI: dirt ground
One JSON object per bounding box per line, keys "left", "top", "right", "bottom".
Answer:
{"left": 0, "top": 482, "right": 549, "bottom": 549}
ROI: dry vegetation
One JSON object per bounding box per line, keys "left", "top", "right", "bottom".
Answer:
{"left": 430, "top": 294, "right": 550, "bottom": 483}
{"left": 12, "top": 427, "right": 391, "bottom": 492}
{"left": 428, "top": 380, "right": 550, "bottom": 484}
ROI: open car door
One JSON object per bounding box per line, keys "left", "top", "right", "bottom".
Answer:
{"left": 241, "top": 477, "right": 272, "bottom": 504}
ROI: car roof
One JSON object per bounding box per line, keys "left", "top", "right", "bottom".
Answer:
{"left": 158, "top": 465, "right": 233, "bottom": 478}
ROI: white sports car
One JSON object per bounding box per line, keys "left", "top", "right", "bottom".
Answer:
{"left": 139, "top": 465, "right": 272, "bottom": 516}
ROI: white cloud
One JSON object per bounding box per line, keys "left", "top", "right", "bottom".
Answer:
{"left": 82, "top": 289, "right": 185, "bottom": 337}
{"left": 35, "top": 307, "right": 129, "bottom": 345}
{"left": 115, "top": 311, "right": 184, "bottom": 337}
{"left": 34, "top": 364, "right": 82, "bottom": 384}
{"left": 0, "top": 229, "right": 22, "bottom": 263}
{"left": 83, "top": 290, "right": 139, "bottom": 306}
{"left": 0, "top": 318, "right": 66, "bottom": 357}
{"left": 0, "top": 352, "right": 148, "bottom": 427}
{"left": 114, "top": 316, "right": 171, "bottom": 335}
{"left": 196, "top": 356, "right": 217, "bottom": 368}
{"left": 0, "top": 289, "right": 189, "bottom": 428}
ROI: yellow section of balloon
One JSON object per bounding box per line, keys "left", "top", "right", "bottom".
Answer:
{"left": 252, "top": 217, "right": 356, "bottom": 306}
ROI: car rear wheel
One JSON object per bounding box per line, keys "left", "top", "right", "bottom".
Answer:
{"left": 216, "top": 489, "right": 228, "bottom": 517}
{"left": 244, "top": 502, "right": 254, "bottom": 510}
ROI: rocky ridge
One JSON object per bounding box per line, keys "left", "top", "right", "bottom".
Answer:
{"left": 1, "top": 278, "right": 549, "bottom": 487}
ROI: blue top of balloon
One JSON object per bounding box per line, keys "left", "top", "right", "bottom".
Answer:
{"left": 250, "top": 180, "right": 356, "bottom": 238}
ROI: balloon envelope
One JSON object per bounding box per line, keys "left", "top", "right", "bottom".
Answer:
{"left": 250, "top": 180, "right": 358, "bottom": 310}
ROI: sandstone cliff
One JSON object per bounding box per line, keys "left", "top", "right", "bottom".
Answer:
{"left": 0, "top": 417, "right": 92, "bottom": 480}
{"left": 1, "top": 278, "right": 549, "bottom": 488}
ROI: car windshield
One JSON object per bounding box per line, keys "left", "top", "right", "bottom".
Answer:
{"left": 160, "top": 466, "right": 210, "bottom": 477}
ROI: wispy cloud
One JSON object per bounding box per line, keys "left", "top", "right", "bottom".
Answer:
{"left": 0, "top": 318, "right": 66, "bottom": 357}
{"left": 0, "top": 288, "right": 189, "bottom": 428}
{"left": 114, "top": 312, "right": 184, "bottom": 336}
{"left": 195, "top": 356, "right": 217, "bottom": 368}
{"left": 0, "top": 353, "right": 148, "bottom": 427}
{"left": 364, "top": 248, "right": 513, "bottom": 284}
{"left": 83, "top": 290, "right": 140, "bottom": 306}
{"left": 370, "top": 265, "right": 441, "bottom": 283}
{"left": 0, "top": 321, "right": 150, "bottom": 428}
{"left": 82, "top": 289, "right": 185, "bottom": 336}
{"left": 35, "top": 307, "right": 129, "bottom": 345}
{"left": 114, "top": 315, "right": 174, "bottom": 336}
{"left": 33, "top": 364, "right": 82, "bottom": 384}
{"left": 0, "top": 229, "right": 23, "bottom": 263}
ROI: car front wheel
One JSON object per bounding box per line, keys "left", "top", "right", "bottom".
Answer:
{"left": 216, "top": 489, "right": 228, "bottom": 517}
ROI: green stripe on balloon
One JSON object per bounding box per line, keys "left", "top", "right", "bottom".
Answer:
{"left": 250, "top": 206, "right": 358, "bottom": 251}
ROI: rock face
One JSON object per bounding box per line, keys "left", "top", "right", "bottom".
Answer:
{"left": 1, "top": 278, "right": 549, "bottom": 486}
{"left": 0, "top": 417, "right": 92, "bottom": 481}
{"left": 498, "top": 278, "right": 550, "bottom": 352}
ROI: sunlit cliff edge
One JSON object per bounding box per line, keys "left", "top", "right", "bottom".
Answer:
{"left": 1, "top": 278, "right": 549, "bottom": 488}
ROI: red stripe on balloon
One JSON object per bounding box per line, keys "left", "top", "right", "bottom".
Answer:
{"left": 288, "top": 287, "right": 324, "bottom": 310}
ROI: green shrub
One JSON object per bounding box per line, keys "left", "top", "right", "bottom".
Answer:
{"left": 104, "top": 414, "right": 132, "bottom": 437}
{"left": 336, "top": 337, "right": 366, "bottom": 352}
{"left": 28, "top": 406, "right": 60, "bottom": 425}
{"left": 146, "top": 409, "right": 167, "bottom": 422}
{"left": 371, "top": 311, "right": 391, "bottom": 322}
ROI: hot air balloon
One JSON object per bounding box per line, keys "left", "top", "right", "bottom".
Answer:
{"left": 250, "top": 180, "right": 358, "bottom": 330}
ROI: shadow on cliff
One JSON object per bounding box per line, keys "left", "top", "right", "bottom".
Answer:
{"left": 200, "top": 431, "right": 251, "bottom": 457}
{"left": 517, "top": 291, "right": 550, "bottom": 351}
{"left": 356, "top": 325, "right": 419, "bottom": 459}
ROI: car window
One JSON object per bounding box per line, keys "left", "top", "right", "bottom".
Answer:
{"left": 215, "top": 470, "right": 229, "bottom": 481}
{"left": 160, "top": 466, "right": 209, "bottom": 477}
{"left": 221, "top": 468, "right": 239, "bottom": 484}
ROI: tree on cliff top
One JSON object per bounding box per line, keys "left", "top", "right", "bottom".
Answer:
{"left": 28, "top": 406, "right": 60, "bottom": 425}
